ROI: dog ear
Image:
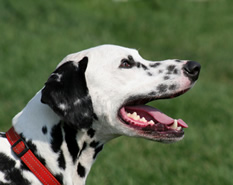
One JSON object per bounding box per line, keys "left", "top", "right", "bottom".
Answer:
{"left": 41, "top": 57, "right": 95, "bottom": 129}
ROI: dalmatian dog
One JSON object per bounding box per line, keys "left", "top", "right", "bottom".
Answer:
{"left": 0, "top": 45, "right": 200, "bottom": 185}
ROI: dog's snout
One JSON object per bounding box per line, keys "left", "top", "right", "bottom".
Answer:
{"left": 183, "top": 61, "right": 201, "bottom": 81}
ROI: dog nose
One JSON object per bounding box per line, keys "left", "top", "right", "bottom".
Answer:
{"left": 183, "top": 61, "right": 201, "bottom": 81}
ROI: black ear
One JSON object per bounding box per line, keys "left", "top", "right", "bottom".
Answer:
{"left": 41, "top": 57, "right": 96, "bottom": 129}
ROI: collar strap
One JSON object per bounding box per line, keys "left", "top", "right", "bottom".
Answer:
{"left": 6, "top": 127, "right": 61, "bottom": 185}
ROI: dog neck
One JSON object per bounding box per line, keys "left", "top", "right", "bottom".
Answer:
{"left": 12, "top": 91, "right": 105, "bottom": 185}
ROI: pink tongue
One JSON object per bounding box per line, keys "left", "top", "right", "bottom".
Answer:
{"left": 125, "top": 105, "right": 188, "bottom": 128}
{"left": 177, "top": 119, "right": 188, "bottom": 128}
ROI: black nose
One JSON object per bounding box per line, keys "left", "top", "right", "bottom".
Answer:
{"left": 183, "top": 61, "right": 201, "bottom": 81}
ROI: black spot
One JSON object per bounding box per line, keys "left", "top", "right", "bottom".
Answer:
{"left": 128, "top": 55, "right": 134, "bottom": 61}
{"left": 167, "top": 65, "right": 176, "bottom": 72}
{"left": 159, "top": 70, "right": 163, "bottom": 73}
{"left": 23, "top": 138, "right": 36, "bottom": 151}
{"left": 147, "top": 72, "right": 153, "bottom": 76}
{"left": 0, "top": 153, "right": 16, "bottom": 170}
{"left": 89, "top": 141, "right": 103, "bottom": 159}
{"left": 64, "top": 124, "right": 79, "bottom": 163}
{"left": 136, "top": 62, "right": 141, "bottom": 68}
{"left": 169, "top": 84, "right": 177, "bottom": 91}
{"left": 77, "top": 163, "right": 86, "bottom": 178}
{"left": 164, "top": 76, "right": 170, "bottom": 80}
{"left": 0, "top": 153, "right": 30, "bottom": 185}
{"left": 141, "top": 63, "right": 149, "bottom": 70}
{"left": 93, "top": 113, "right": 98, "bottom": 121}
{"left": 41, "top": 57, "right": 95, "bottom": 129}
{"left": 135, "top": 62, "right": 148, "bottom": 70}
{"left": 90, "top": 141, "right": 100, "bottom": 148}
{"left": 157, "top": 84, "right": 168, "bottom": 93}
{"left": 148, "top": 91, "right": 157, "bottom": 96}
{"left": 87, "top": 128, "right": 95, "bottom": 138}
{"left": 93, "top": 145, "right": 103, "bottom": 159}
{"left": 175, "top": 60, "right": 181, "bottom": 62}
{"left": 42, "top": 126, "right": 47, "bottom": 135}
{"left": 0, "top": 132, "right": 6, "bottom": 138}
{"left": 5, "top": 169, "right": 31, "bottom": 185}
{"left": 58, "top": 151, "right": 66, "bottom": 170}
{"left": 54, "top": 174, "right": 63, "bottom": 184}
{"left": 20, "top": 160, "right": 30, "bottom": 171}
{"left": 149, "top": 63, "right": 161, "bottom": 68}
{"left": 78, "top": 142, "right": 87, "bottom": 157}
{"left": 50, "top": 122, "right": 63, "bottom": 153}
{"left": 25, "top": 139, "right": 46, "bottom": 166}
{"left": 142, "top": 64, "right": 148, "bottom": 70}
{"left": 173, "top": 69, "right": 178, "bottom": 74}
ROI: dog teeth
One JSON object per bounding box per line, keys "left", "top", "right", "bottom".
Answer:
{"left": 140, "top": 117, "right": 147, "bottom": 122}
{"left": 177, "top": 126, "right": 182, "bottom": 131}
{"left": 170, "top": 119, "right": 182, "bottom": 131}
{"left": 126, "top": 113, "right": 182, "bottom": 130}
{"left": 127, "top": 112, "right": 138, "bottom": 120}
{"left": 132, "top": 112, "right": 137, "bottom": 117}
{"left": 170, "top": 119, "right": 178, "bottom": 129}
{"left": 130, "top": 112, "right": 139, "bottom": 120}
{"left": 148, "top": 120, "right": 155, "bottom": 125}
{"left": 126, "top": 112, "right": 154, "bottom": 124}
{"left": 136, "top": 116, "right": 140, "bottom": 120}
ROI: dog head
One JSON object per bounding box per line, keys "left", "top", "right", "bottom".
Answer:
{"left": 41, "top": 45, "right": 200, "bottom": 143}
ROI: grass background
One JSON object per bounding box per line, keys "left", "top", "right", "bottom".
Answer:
{"left": 0, "top": 0, "right": 233, "bottom": 184}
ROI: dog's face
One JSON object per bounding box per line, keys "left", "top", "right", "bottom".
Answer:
{"left": 41, "top": 45, "right": 200, "bottom": 143}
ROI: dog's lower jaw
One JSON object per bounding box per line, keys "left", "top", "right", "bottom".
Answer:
{"left": 12, "top": 91, "right": 105, "bottom": 185}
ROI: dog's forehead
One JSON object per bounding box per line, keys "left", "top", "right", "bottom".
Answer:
{"left": 96, "top": 45, "right": 140, "bottom": 56}
{"left": 57, "top": 45, "right": 140, "bottom": 68}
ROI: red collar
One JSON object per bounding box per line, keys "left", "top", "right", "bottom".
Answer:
{"left": 6, "top": 127, "right": 61, "bottom": 185}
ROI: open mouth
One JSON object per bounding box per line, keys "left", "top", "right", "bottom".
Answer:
{"left": 118, "top": 89, "right": 190, "bottom": 142}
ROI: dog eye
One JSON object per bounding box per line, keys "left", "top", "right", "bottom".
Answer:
{"left": 119, "top": 58, "right": 134, "bottom": 69}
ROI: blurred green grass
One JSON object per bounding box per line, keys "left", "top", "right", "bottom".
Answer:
{"left": 0, "top": 0, "right": 232, "bottom": 184}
